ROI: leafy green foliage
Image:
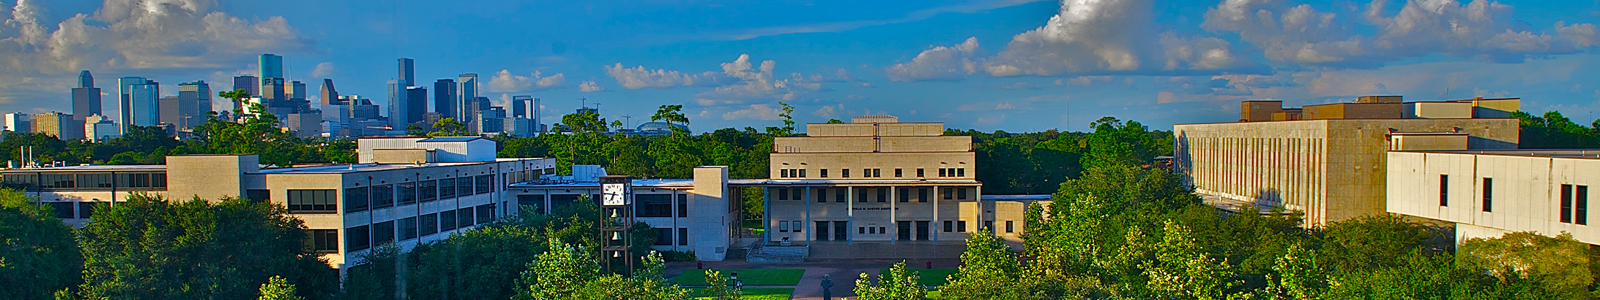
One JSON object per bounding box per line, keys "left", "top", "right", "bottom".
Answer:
{"left": 854, "top": 261, "right": 927, "bottom": 300}
{"left": 698, "top": 269, "right": 741, "bottom": 300}
{"left": 0, "top": 189, "right": 82, "bottom": 299}
{"left": 1513, "top": 110, "right": 1599, "bottom": 148}
{"left": 76, "top": 193, "right": 335, "bottom": 300}
{"left": 259, "top": 275, "right": 305, "bottom": 300}
{"left": 1457, "top": 232, "right": 1595, "bottom": 298}
{"left": 513, "top": 243, "right": 691, "bottom": 300}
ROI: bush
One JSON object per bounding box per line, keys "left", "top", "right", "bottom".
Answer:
{"left": 662, "top": 250, "right": 699, "bottom": 262}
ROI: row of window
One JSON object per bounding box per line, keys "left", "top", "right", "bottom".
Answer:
{"left": 2, "top": 172, "right": 168, "bottom": 190}
{"left": 778, "top": 219, "right": 1014, "bottom": 236}
{"left": 346, "top": 204, "right": 497, "bottom": 252}
{"left": 1439, "top": 175, "right": 1591, "bottom": 225}
{"left": 771, "top": 187, "right": 971, "bottom": 202}
{"left": 514, "top": 194, "right": 689, "bottom": 218}
{"left": 775, "top": 168, "right": 966, "bottom": 179}
{"left": 47, "top": 201, "right": 106, "bottom": 219}
{"left": 1438, "top": 175, "right": 1495, "bottom": 212}
{"left": 341, "top": 175, "right": 496, "bottom": 214}
{"left": 651, "top": 228, "right": 691, "bottom": 246}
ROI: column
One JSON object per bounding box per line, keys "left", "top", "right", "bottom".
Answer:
{"left": 671, "top": 189, "right": 679, "bottom": 252}
{"left": 803, "top": 187, "right": 812, "bottom": 243}
{"left": 932, "top": 185, "right": 938, "bottom": 242}
{"left": 889, "top": 185, "right": 896, "bottom": 245}
{"left": 846, "top": 186, "right": 854, "bottom": 245}
{"left": 976, "top": 185, "right": 984, "bottom": 233}
{"left": 763, "top": 187, "right": 771, "bottom": 244}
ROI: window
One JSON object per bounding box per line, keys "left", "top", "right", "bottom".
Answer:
{"left": 1005, "top": 221, "right": 1014, "bottom": 233}
{"left": 939, "top": 168, "right": 947, "bottom": 177}
{"left": 1578, "top": 186, "right": 1589, "bottom": 225}
{"left": 420, "top": 180, "right": 438, "bottom": 202}
{"left": 345, "top": 187, "right": 370, "bottom": 213}
{"left": 397, "top": 182, "right": 418, "bottom": 205}
{"left": 985, "top": 221, "right": 994, "bottom": 232}
{"left": 287, "top": 189, "right": 337, "bottom": 213}
{"left": 899, "top": 188, "right": 910, "bottom": 202}
{"left": 400, "top": 217, "right": 418, "bottom": 240}
{"left": 477, "top": 204, "right": 496, "bottom": 224}
{"left": 777, "top": 188, "right": 789, "bottom": 201}
{"left": 956, "top": 221, "right": 966, "bottom": 232}
{"left": 49, "top": 202, "right": 74, "bottom": 219}
{"left": 458, "top": 208, "right": 476, "bottom": 228}
{"left": 879, "top": 226, "right": 886, "bottom": 234}
{"left": 799, "top": 169, "right": 807, "bottom": 178}
{"left": 858, "top": 227, "right": 865, "bottom": 234}
{"left": 655, "top": 228, "right": 673, "bottom": 245}
{"left": 78, "top": 202, "right": 105, "bottom": 219}
{"left": 957, "top": 188, "right": 968, "bottom": 200}
{"left": 1439, "top": 175, "right": 1449, "bottom": 206}
{"left": 835, "top": 189, "right": 846, "bottom": 203}
{"left": 873, "top": 169, "right": 881, "bottom": 178}
{"left": 917, "top": 169, "right": 925, "bottom": 177}
{"left": 347, "top": 225, "right": 370, "bottom": 251}
{"left": 439, "top": 178, "right": 456, "bottom": 199}
{"left": 246, "top": 189, "right": 271, "bottom": 203}
{"left": 779, "top": 221, "right": 789, "bottom": 232}
{"left": 895, "top": 169, "right": 903, "bottom": 177}
{"left": 372, "top": 184, "right": 394, "bottom": 208}
{"left": 678, "top": 228, "right": 688, "bottom": 246}
{"left": 420, "top": 213, "right": 439, "bottom": 236}
{"left": 1562, "top": 184, "right": 1574, "bottom": 223}
{"left": 476, "top": 175, "right": 493, "bottom": 194}
{"left": 781, "top": 169, "right": 788, "bottom": 177}
{"left": 876, "top": 188, "right": 887, "bottom": 203}
{"left": 958, "top": 168, "right": 965, "bottom": 177}
{"left": 457, "top": 177, "right": 474, "bottom": 196}
{"left": 918, "top": 188, "right": 929, "bottom": 203}
{"left": 518, "top": 195, "right": 546, "bottom": 214}
{"left": 791, "top": 221, "right": 802, "bottom": 232}
{"left": 639, "top": 194, "right": 673, "bottom": 217}
{"left": 862, "top": 169, "right": 870, "bottom": 178}
{"left": 842, "top": 169, "right": 850, "bottom": 178}
{"left": 439, "top": 210, "right": 457, "bottom": 231}
{"left": 308, "top": 229, "right": 338, "bottom": 252}
{"left": 820, "top": 169, "right": 828, "bottom": 178}
{"left": 1482, "top": 178, "right": 1493, "bottom": 212}
{"left": 858, "top": 189, "right": 868, "bottom": 202}
{"left": 372, "top": 221, "right": 395, "bottom": 246}
{"left": 943, "top": 220, "right": 953, "bottom": 232}
{"left": 678, "top": 194, "right": 689, "bottom": 217}
{"left": 943, "top": 187, "right": 953, "bottom": 200}
{"left": 816, "top": 188, "right": 827, "bottom": 203}
{"left": 77, "top": 173, "right": 111, "bottom": 188}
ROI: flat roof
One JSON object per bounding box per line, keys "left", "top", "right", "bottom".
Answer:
{"left": 2, "top": 158, "right": 548, "bottom": 174}
{"left": 0, "top": 165, "right": 167, "bottom": 172}
{"left": 1174, "top": 118, "right": 1517, "bottom": 126}
{"left": 510, "top": 178, "right": 983, "bottom": 188}
{"left": 983, "top": 194, "right": 1052, "bottom": 200}
{"left": 418, "top": 136, "right": 485, "bottom": 142}
{"left": 1396, "top": 149, "right": 1600, "bottom": 159}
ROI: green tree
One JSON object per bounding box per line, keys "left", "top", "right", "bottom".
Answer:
{"left": 429, "top": 118, "right": 471, "bottom": 136}
{"left": 1512, "top": 110, "right": 1599, "bottom": 148}
{"left": 651, "top": 104, "right": 690, "bottom": 128}
{"left": 513, "top": 241, "right": 689, "bottom": 300}
{"left": 76, "top": 193, "right": 336, "bottom": 299}
{"left": 700, "top": 269, "right": 741, "bottom": 300}
{"left": 777, "top": 102, "right": 795, "bottom": 136}
{"left": 258, "top": 276, "right": 305, "bottom": 300}
{"left": 854, "top": 261, "right": 928, "bottom": 300}
{"left": 1317, "top": 214, "right": 1441, "bottom": 273}
{"left": 219, "top": 89, "right": 252, "bottom": 118}
{"left": 1146, "top": 221, "right": 1236, "bottom": 300}
{"left": 1264, "top": 243, "right": 1327, "bottom": 300}
{"left": 939, "top": 231, "right": 1024, "bottom": 299}
{"left": 0, "top": 189, "right": 82, "bottom": 300}
{"left": 1457, "top": 232, "right": 1594, "bottom": 298}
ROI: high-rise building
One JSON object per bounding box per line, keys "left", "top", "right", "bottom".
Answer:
{"left": 232, "top": 75, "right": 259, "bottom": 96}
{"left": 320, "top": 79, "right": 341, "bottom": 106}
{"left": 118, "top": 77, "right": 160, "bottom": 132}
{"left": 474, "top": 107, "right": 505, "bottom": 133}
{"left": 387, "top": 80, "right": 406, "bottom": 129}
{"left": 84, "top": 114, "right": 119, "bottom": 142}
{"left": 512, "top": 95, "right": 531, "bottom": 118}
{"left": 469, "top": 97, "right": 491, "bottom": 117}
{"left": 259, "top": 54, "right": 284, "bottom": 80}
{"left": 456, "top": 74, "right": 479, "bottom": 122}
{"left": 176, "top": 81, "right": 212, "bottom": 130}
{"left": 433, "top": 79, "right": 457, "bottom": 118}
{"left": 290, "top": 81, "right": 307, "bottom": 101}
{"left": 397, "top": 58, "right": 415, "bottom": 87}
{"left": 3, "top": 112, "right": 30, "bottom": 132}
{"left": 34, "top": 112, "right": 84, "bottom": 140}
{"left": 405, "top": 86, "right": 429, "bottom": 125}
{"left": 72, "top": 70, "right": 101, "bottom": 121}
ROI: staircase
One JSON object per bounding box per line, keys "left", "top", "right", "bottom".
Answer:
{"left": 745, "top": 241, "right": 808, "bottom": 263}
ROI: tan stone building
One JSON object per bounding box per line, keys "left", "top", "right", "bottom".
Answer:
{"left": 1174, "top": 96, "right": 1520, "bottom": 226}
{"left": 2, "top": 137, "right": 555, "bottom": 271}
{"left": 1388, "top": 150, "right": 1600, "bottom": 245}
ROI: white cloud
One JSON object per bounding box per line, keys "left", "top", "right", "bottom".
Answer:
{"left": 488, "top": 69, "right": 565, "bottom": 92}
{"left": 885, "top": 37, "right": 982, "bottom": 82}
{"left": 982, "top": 0, "right": 1260, "bottom": 77}
{"left": 580, "top": 80, "right": 603, "bottom": 92}
{"left": 311, "top": 62, "right": 337, "bottom": 78}
{"left": 720, "top": 103, "right": 784, "bottom": 120}
{"left": 0, "top": 0, "right": 315, "bottom": 103}
{"left": 812, "top": 105, "right": 839, "bottom": 119}
{"left": 604, "top": 63, "right": 726, "bottom": 89}
{"left": 695, "top": 54, "right": 821, "bottom": 104}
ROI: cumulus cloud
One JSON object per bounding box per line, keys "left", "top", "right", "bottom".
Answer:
{"left": 0, "top": 0, "right": 315, "bottom": 102}
{"left": 603, "top": 63, "right": 727, "bottom": 89}
{"left": 720, "top": 103, "right": 784, "bottom": 120}
{"left": 1202, "top": 0, "right": 1600, "bottom": 67}
{"left": 812, "top": 105, "right": 840, "bottom": 119}
{"left": 885, "top": 37, "right": 982, "bottom": 81}
{"left": 579, "top": 80, "right": 603, "bottom": 92}
{"left": 695, "top": 54, "right": 827, "bottom": 105}
{"left": 982, "top": 0, "right": 1261, "bottom": 77}
{"left": 311, "top": 62, "right": 337, "bottom": 78}
{"left": 488, "top": 69, "right": 565, "bottom": 92}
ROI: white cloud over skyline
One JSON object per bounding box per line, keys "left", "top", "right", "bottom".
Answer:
{"left": 488, "top": 69, "right": 565, "bottom": 92}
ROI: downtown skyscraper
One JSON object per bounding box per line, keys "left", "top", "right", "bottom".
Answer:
{"left": 433, "top": 79, "right": 457, "bottom": 119}
{"left": 389, "top": 58, "right": 417, "bottom": 129}
{"left": 118, "top": 77, "right": 159, "bottom": 132}
{"left": 456, "top": 73, "right": 479, "bottom": 122}
{"left": 71, "top": 70, "right": 101, "bottom": 121}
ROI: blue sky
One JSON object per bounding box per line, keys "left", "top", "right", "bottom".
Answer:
{"left": 2, "top": 0, "right": 1598, "bottom": 132}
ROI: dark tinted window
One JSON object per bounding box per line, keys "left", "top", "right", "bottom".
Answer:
{"left": 345, "top": 187, "right": 369, "bottom": 213}
{"left": 287, "top": 189, "right": 337, "bottom": 213}
{"left": 639, "top": 194, "right": 672, "bottom": 217}
{"left": 372, "top": 184, "right": 394, "bottom": 208}
{"left": 346, "top": 225, "right": 370, "bottom": 251}
{"left": 439, "top": 178, "right": 456, "bottom": 199}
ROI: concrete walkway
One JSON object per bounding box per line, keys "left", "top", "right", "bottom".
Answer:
{"left": 665, "top": 258, "right": 962, "bottom": 300}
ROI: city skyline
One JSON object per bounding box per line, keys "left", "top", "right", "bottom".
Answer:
{"left": 1, "top": 0, "right": 1598, "bottom": 132}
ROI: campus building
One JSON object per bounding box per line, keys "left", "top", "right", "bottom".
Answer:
{"left": 1174, "top": 96, "right": 1521, "bottom": 226}
{"left": 1388, "top": 150, "right": 1600, "bottom": 245}
{"left": 1, "top": 137, "right": 555, "bottom": 271}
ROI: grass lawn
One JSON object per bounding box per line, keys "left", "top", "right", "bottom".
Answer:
{"left": 670, "top": 269, "right": 805, "bottom": 286}
{"left": 877, "top": 268, "right": 959, "bottom": 287}
{"left": 692, "top": 288, "right": 793, "bottom": 300}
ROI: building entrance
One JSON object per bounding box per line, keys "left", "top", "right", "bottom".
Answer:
{"left": 916, "top": 221, "right": 930, "bottom": 240}
{"left": 897, "top": 221, "right": 911, "bottom": 240}
{"left": 833, "top": 221, "right": 848, "bottom": 241}
{"left": 815, "top": 221, "right": 830, "bottom": 241}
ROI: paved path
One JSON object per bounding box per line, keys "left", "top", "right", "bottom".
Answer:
{"left": 665, "top": 258, "right": 962, "bottom": 300}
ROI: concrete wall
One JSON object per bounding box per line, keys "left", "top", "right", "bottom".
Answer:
{"left": 1242, "top": 101, "right": 1284, "bottom": 122}
{"left": 1174, "top": 118, "right": 1519, "bottom": 226}
{"left": 166, "top": 155, "right": 258, "bottom": 201}
{"left": 770, "top": 152, "right": 975, "bottom": 179}
{"left": 1404, "top": 102, "right": 1472, "bottom": 119}
{"left": 1390, "top": 134, "right": 1468, "bottom": 151}
{"left": 1388, "top": 151, "right": 1600, "bottom": 245}
{"left": 804, "top": 123, "right": 943, "bottom": 137}
{"left": 690, "top": 166, "right": 731, "bottom": 261}
{"left": 358, "top": 137, "right": 425, "bottom": 163}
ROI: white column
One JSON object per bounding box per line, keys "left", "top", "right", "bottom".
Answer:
{"left": 846, "top": 186, "right": 854, "bottom": 245}
{"left": 889, "top": 186, "right": 896, "bottom": 245}
{"left": 803, "top": 187, "right": 812, "bottom": 243}
{"left": 932, "top": 186, "right": 938, "bottom": 242}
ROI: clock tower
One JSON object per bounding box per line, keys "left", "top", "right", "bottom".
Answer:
{"left": 598, "top": 175, "right": 635, "bottom": 273}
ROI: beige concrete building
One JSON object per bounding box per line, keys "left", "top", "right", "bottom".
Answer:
{"left": 1174, "top": 96, "right": 1520, "bottom": 226}
{"left": 2, "top": 137, "right": 556, "bottom": 271}
{"left": 1388, "top": 150, "right": 1600, "bottom": 245}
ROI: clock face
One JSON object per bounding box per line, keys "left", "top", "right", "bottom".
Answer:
{"left": 602, "top": 183, "right": 627, "bottom": 206}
